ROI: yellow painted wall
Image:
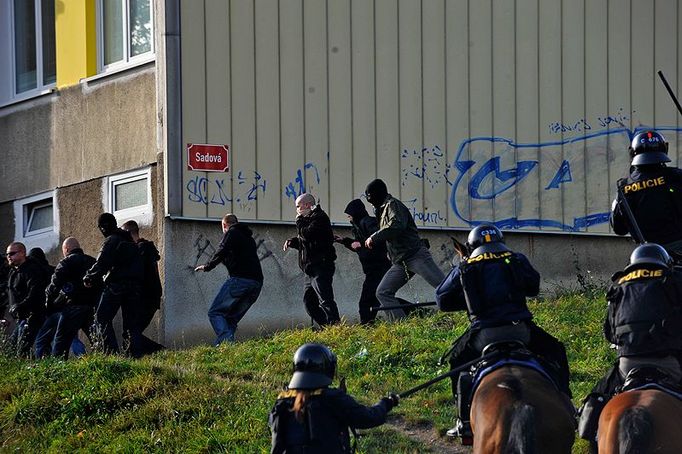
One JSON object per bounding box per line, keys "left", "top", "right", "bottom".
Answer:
{"left": 55, "top": 0, "right": 96, "bottom": 88}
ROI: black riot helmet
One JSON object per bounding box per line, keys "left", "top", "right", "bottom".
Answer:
{"left": 97, "top": 212, "right": 118, "bottom": 237}
{"left": 466, "top": 224, "right": 510, "bottom": 258}
{"left": 364, "top": 179, "right": 388, "bottom": 208}
{"left": 288, "top": 343, "right": 337, "bottom": 390}
{"left": 625, "top": 243, "right": 672, "bottom": 271}
{"left": 629, "top": 131, "right": 670, "bottom": 166}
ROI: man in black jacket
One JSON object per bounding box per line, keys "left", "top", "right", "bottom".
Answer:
{"left": 122, "top": 220, "right": 165, "bottom": 355}
{"left": 283, "top": 193, "right": 340, "bottom": 327}
{"left": 195, "top": 213, "right": 263, "bottom": 345}
{"left": 335, "top": 199, "right": 391, "bottom": 324}
{"left": 34, "top": 237, "right": 100, "bottom": 359}
{"left": 6, "top": 242, "right": 50, "bottom": 357}
{"left": 84, "top": 213, "right": 144, "bottom": 356}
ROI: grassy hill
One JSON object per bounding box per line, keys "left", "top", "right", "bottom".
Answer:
{"left": 0, "top": 291, "right": 613, "bottom": 453}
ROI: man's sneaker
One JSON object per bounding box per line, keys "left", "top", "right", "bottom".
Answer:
{"left": 446, "top": 419, "right": 473, "bottom": 446}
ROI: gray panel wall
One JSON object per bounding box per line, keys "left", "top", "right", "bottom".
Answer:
{"left": 179, "top": 0, "right": 682, "bottom": 232}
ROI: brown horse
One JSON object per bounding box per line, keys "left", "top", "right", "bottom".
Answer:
{"left": 470, "top": 365, "right": 575, "bottom": 454}
{"left": 598, "top": 389, "right": 682, "bottom": 454}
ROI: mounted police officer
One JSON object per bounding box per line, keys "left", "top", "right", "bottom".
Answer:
{"left": 611, "top": 130, "right": 682, "bottom": 257}
{"left": 435, "top": 225, "right": 571, "bottom": 441}
{"left": 578, "top": 243, "right": 682, "bottom": 443}
{"left": 268, "top": 343, "right": 399, "bottom": 453}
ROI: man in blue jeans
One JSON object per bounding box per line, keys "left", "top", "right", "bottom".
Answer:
{"left": 195, "top": 213, "right": 263, "bottom": 345}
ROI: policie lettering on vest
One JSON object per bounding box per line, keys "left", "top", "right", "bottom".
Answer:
{"left": 622, "top": 177, "right": 666, "bottom": 194}
{"left": 617, "top": 268, "right": 664, "bottom": 284}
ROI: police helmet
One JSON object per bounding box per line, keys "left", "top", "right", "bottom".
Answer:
{"left": 288, "top": 343, "right": 337, "bottom": 390}
{"left": 629, "top": 131, "right": 670, "bottom": 166}
{"left": 625, "top": 243, "right": 672, "bottom": 271}
{"left": 466, "top": 224, "right": 510, "bottom": 257}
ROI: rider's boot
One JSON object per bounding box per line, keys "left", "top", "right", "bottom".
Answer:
{"left": 446, "top": 373, "right": 473, "bottom": 445}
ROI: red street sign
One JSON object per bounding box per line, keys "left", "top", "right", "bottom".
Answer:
{"left": 187, "top": 144, "right": 229, "bottom": 172}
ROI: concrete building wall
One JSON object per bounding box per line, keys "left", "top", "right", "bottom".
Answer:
{"left": 163, "top": 219, "right": 633, "bottom": 346}
{"left": 0, "top": 67, "right": 157, "bottom": 204}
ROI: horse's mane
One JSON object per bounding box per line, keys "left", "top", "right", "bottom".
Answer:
{"left": 618, "top": 406, "right": 653, "bottom": 453}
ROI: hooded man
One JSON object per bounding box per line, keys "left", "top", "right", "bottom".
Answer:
{"left": 335, "top": 199, "right": 391, "bottom": 324}
{"left": 283, "top": 193, "right": 340, "bottom": 327}
{"left": 195, "top": 213, "right": 263, "bottom": 345}
{"left": 84, "top": 212, "right": 144, "bottom": 356}
{"left": 364, "top": 179, "right": 445, "bottom": 319}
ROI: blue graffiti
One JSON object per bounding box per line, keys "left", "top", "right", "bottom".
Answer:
{"left": 284, "top": 163, "right": 321, "bottom": 199}
{"left": 450, "top": 126, "right": 682, "bottom": 231}
{"left": 466, "top": 157, "right": 538, "bottom": 199}
{"left": 545, "top": 160, "right": 573, "bottom": 190}
{"left": 404, "top": 198, "right": 446, "bottom": 224}
{"left": 401, "top": 146, "right": 453, "bottom": 188}
{"left": 186, "top": 171, "right": 267, "bottom": 206}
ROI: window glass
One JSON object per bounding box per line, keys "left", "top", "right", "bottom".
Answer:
{"left": 13, "top": 0, "right": 37, "bottom": 94}
{"left": 114, "top": 178, "right": 148, "bottom": 211}
{"left": 129, "top": 0, "right": 152, "bottom": 57}
{"left": 26, "top": 202, "right": 53, "bottom": 233}
{"left": 41, "top": 0, "right": 56, "bottom": 85}
{"left": 103, "top": 0, "right": 124, "bottom": 65}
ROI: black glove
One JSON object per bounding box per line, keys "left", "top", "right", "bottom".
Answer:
{"left": 381, "top": 392, "right": 400, "bottom": 410}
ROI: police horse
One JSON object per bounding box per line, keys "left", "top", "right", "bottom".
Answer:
{"left": 467, "top": 342, "right": 576, "bottom": 453}
{"left": 597, "top": 375, "right": 682, "bottom": 454}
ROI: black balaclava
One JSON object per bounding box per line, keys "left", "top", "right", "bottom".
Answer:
{"left": 364, "top": 179, "right": 388, "bottom": 208}
{"left": 344, "top": 199, "right": 369, "bottom": 223}
{"left": 97, "top": 213, "right": 118, "bottom": 237}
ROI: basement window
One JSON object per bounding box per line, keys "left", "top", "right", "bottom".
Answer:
{"left": 13, "top": 190, "right": 59, "bottom": 247}
{"left": 107, "top": 167, "right": 152, "bottom": 224}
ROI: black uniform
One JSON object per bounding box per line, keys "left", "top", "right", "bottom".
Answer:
{"left": 269, "top": 388, "right": 393, "bottom": 454}
{"left": 287, "top": 206, "right": 340, "bottom": 326}
{"left": 7, "top": 257, "right": 50, "bottom": 356}
{"left": 133, "top": 239, "right": 165, "bottom": 355}
{"left": 338, "top": 199, "right": 391, "bottom": 324}
{"left": 436, "top": 250, "right": 571, "bottom": 397}
{"left": 85, "top": 228, "right": 144, "bottom": 356}
{"left": 0, "top": 260, "right": 10, "bottom": 320}
{"left": 578, "top": 264, "right": 682, "bottom": 441}
{"left": 35, "top": 249, "right": 99, "bottom": 359}
{"left": 611, "top": 166, "right": 682, "bottom": 253}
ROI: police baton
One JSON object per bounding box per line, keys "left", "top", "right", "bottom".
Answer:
{"left": 397, "top": 352, "right": 497, "bottom": 399}
{"left": 371, "top": 301, "right": 437, "bottom": 312}
{"left": 617, "top": 185, "right": 646, "bottom": 245}
{"left": 658, "top": 71, "right": 682, "bottom": 117}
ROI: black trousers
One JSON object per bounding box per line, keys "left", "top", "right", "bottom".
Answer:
{"left": 131, "top": 296, "right": 164, "bottom": 356}
{"left": 94, "top": 282, "right": 142, "bottom": 356}
{"left": 34, "top": 305, "right": 93, "bottom": 359}
{"left": 303, "top": 263, "right": 340, "bottom": 326}
{"left": 11, "top": 313, "right": 45, "bottom": 358}
{"left": 447, "top": 321, "right": 572, "bottom": 398}
{"left": 358, "top": 269, "right": 388, "bottom": 324}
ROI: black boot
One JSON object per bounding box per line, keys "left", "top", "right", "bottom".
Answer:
{"left": 446, "top": 373, "right": 473, "bottom": 445}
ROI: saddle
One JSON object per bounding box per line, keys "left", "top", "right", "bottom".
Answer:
{"left": 620, "top": 366, "right": 682, "bottom": 399}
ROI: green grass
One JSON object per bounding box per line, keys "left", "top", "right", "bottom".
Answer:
{"left": 0, "top": 291, "right": 613, "bottom": 453}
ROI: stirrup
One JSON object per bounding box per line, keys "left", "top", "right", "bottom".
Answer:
{"left": 446, "top": 419, "right": 473, "bottom": 445}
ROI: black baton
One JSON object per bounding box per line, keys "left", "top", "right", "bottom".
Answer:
{"left": 397, "top": 352, "right": 497, "bottom": 399}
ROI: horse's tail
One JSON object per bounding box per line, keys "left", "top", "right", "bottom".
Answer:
{"left": 618, "top": 406, "right": 653, "bottom": 453}
{"left": 503, "top": 377, "right": 535, "bottom": 454}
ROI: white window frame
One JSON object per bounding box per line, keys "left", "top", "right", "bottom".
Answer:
{"left": 106, "top": 167, "right": 153, "bottom": 225}
{"left": 13, "top": 190, "right": 59, "bottom": 251}
{"left": 96, "top": 0, "right": 155, "bottom": 74}
{"left": 4, "top": 0, "right": 56, "bottom": 104}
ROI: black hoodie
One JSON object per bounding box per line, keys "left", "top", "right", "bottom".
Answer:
{"left": 205, "top": 223, "right": 264, "bottom": 283}
{"left": 340, "top": 199, "right": 390, "bottom": 274}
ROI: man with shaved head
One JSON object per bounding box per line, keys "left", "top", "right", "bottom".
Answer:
{"left": 283, "top": 193, "right": 340, "bottom": 326}
{"left": 195, "top": 213, "right": 263, "bottom": 345}
{"left": 34, "top": 237, "right": 100, "bottom": 359}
